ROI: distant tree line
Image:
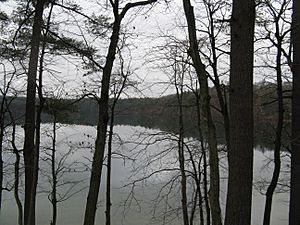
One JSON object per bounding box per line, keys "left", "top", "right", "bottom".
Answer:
{"left": 1, "top": 82, "right": 291, "bottom": 148}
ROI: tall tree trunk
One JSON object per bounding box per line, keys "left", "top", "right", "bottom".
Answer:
{"left": 13, "top": 130, "right": 23, "bottom": 225}
{"left": 175, "top": 71, "right": 189, "bottom": 225}
{"left": 83, "top": 17, "right": 121, "bottom": 225}
{"left": 185, "top": 122, "right": 204, "bottom": 225}
{"left": 178, "top": 113, "right": 189, "bottom": 225}
{"left": 0, "top": 105, "right": 4, "bottom": 212}
{"left": 189, "top": 189, "right": 197, "bottom": 225}
{"left": 206, "top": 3, "right": 230, "bottom": 150}
{"left": 182, "top": 1, "right": 222, "bottom": 225}
{"left": 195, "top": 92, "right": 210, "bottom": 225}
{"left": 8, "top": 105, "right": 23, "bottom": 225}
{"left": 23, "top": 1, "right": 46, "bottom": 225}
{"left": 224, "top": 0, "right": 255, "bottom": 225}
{"left": 105, "top": 56, "right": 128, "bottom": 225}
{"left": 0, "top": 90, "right": 7, "bottom": 212}
{"left": 83, "top": 2, "right": 156, "bottom": 225}
{"left": 289, "top": 0, "right": 300, "bottom": 224}
{"left": 263, "top": 22, "right": 283, "bottom": 225}
{"left": 36, "top": 5, "right": 55, "bottom": 224}
{"left": 105, "top": 104, "right": 114, "bottom": 225}
{"left": 14, "top": 142, "right": 23, "bottom": 225}
{"left": 51, "top": 116, "right": 57, "bottom": 225}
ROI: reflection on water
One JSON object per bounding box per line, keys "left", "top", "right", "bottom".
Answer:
{"left": 0, "top": 125, "right": 289, "bottom": 225}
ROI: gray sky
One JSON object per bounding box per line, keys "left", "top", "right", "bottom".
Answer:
{"left": 0, "top": 0, "right": 293, "bottom": 99}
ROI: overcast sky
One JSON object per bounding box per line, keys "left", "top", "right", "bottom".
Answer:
{"left": 0, "top": 0, "right": 293, "bottom": 99}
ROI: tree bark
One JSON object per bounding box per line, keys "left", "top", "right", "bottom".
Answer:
{"left": 0, "top": 75, "right": 9, "bottom": 212}
{"left": 83, "top": 2, "right": 156, "bottom": 224}
{"left": 195, "top": 92, "right": 210, "bottom": 225}
{"left": 83, "top": 13, "right": 121, "bottom": 225}
{"left": 186, "top": 99, "right": 205, "bottom": 225}
{"left": 175, "top": 69, "right": 189, "bottom": 225}
{"left": 263, "top": 15, "right": 284, "bottom": 225}
{"left": 106, "top": 65, "right": 128, "bottom": 225}
{"left": 182, "top": 1, "right": 222, "bottom": 225}
{"left": 105, "top": 104, "right": 114, "bottom": 225}
{"left": 51, "top": 116, "right": 57, "bottom": 225}
{"left": 0, "top": 97, "right": 4, "bottom": 212}
{"left": 8, "top": 106, "right": 23, "bottom": 225}
{"left": 23, "top": 1, "right": 46, "bottom": 225}
{"left": 224, "top": 0, "right": 255, "bottom": 225}
{"left": 289, "top": 0, "right": 300, "bottom": 224}
{"left": 14, "top": 142, "right": 23, "bottom": 225}
{"left": 206, "top": 3, "right": 230, "bottom": 150}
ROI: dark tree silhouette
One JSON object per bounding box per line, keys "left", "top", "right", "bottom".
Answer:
{"left": 224, "top": 0, "right": 255, "bottom": 225}
{"left": 289, "top": 0, "right": 300, "bottom": 224}
{"left": 182, "top": 1, "right": 222, "bottom": 224}
{"left": 22, "top": 1, "right": 46, "bottom": 225}
{"left": 83, "top": 1, "right": 157, "bottom": 225}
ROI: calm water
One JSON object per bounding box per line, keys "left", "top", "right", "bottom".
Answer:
{"left": 0, "top": 124, "right": 290, "bottom": 225}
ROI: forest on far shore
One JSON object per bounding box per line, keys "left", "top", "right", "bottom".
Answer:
{"left": 3, "top": 82, "right": 292, "bottom": 148}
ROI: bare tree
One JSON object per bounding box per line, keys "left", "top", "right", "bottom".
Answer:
{"left": 0, "top": 62, "right": 16, "bottom": 212}
{"left": 172, "top": 47, "right": 190, "bottom": 225}
{"left": 106, "top": 49, "right": 131, "bottom": 225}
{"left": 22, "top": 1, "right": 46, "bottom": 225}
{"left": 43, "top": 100, "right": 85, "bottom": 225}
{"left": 255, "top": 1, "right": 292, "bottom": 224}
{"left": 147, "top": 36, "right": 209, "bottom": 225}
{"left": 182, "top": 1, "right": 222, "bottom": 224}
{"left": 6, "top": 99, "right": 23, "bottom": 225}
{"left": 83, "top": 1, "right": 157, "bottom": 225}
{"left": 190, "top": 81, "right": 210, "bottom": 225}
{"left": 202, "top": 0, "right": 231, "bottom": 150}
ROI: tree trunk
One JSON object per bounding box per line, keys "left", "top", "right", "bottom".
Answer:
{"left": 289, "top": 0, "right": 300, "bottom": 224}
{"left": 0, "top": 89, "right": 7, "bottom": 212}
{"left": 189, "top": 189, "right": 197, "bottom": 225}
{"left": 263, "top": 23, "right": 283, "bottom": 225}
{"left": 224, "top": 0, "right": 255, "bottom": 225}
{"left": 83, "top": 17, "right": 121, "bottom": 225}
{"left": 175, "top": 72, "right": 189, "bottom": 225}
{"left": 195, "top": 92, "right": 210, "bottom": 225}
{"left": 51, "top": 116, "right": 57, "bottom": 225}
{"left": 105, "top": 55, "right": 128, "bottom": 225}
{"left": 206, "top": 4, "right": 230, "bottom": 150}
{"left": 9, "top": 108, "right": 23, "bottom": 225}
{"left": 178, "top": 114, "right": 189, "bottom": 225}
{"left": 14, "top": 144, "right": 23, "bottom": 225}
{"left": 105, "top": 104, "right": 114, "bottom": 225}
{"left": 186, "top": 97, "right": 205, "bottom": 225}
{"left": 0, "top": 104, "right": 4, "bottom": 212}
{"left": 182, "top": 1, "right": 222, "bottom": 225}
{"left": 83, "top": 2, "right": 156, "bottom": 224}
{"left": 23, "top": 1, "right": 45, "bottom": 225}
{"left": 186, "top": 126, "right": 204, "bottom": 225}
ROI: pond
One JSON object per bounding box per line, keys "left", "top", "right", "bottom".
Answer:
{"left": 0, "top": 124, "right": 290, "bottom": 225}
